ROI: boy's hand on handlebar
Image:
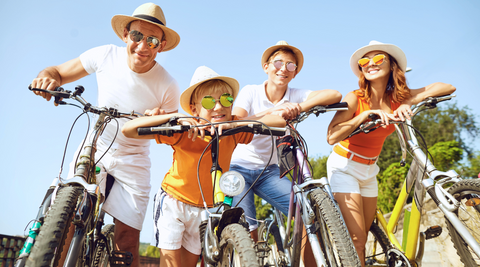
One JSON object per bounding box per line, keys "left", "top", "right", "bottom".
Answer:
{"left": 178, "top": 118, "right": 205, "bottom": 141}
{"left": 144, "top": 107, "right": 166, "bottom": 116}
{"left": 271, "top": 103, "right": 301, "bottom": 120}
{"left": 393, "top": 103, "right": 414, "bottom": 121}
{"left": 30, "top": 77, "right": 61, "bottom": 106}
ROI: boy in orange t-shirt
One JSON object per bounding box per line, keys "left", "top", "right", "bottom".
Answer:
{"left": 122, "top": 66, "right": 285, "bottom": 267}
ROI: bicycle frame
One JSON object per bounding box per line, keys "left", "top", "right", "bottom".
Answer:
{"left": 372, "top": 96, "right": 480, "bottom": 263}
{"left": 276, "top": 134, "right": 342, "bottom": 267}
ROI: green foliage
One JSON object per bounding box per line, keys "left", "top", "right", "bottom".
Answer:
{"left": 378, "top": 103, "right": 479, "bottom": 173}
{"left": 377, "top": 162, "right": 410, "bottom": 213}
{"left": 429, "top": 141, "right": 463, "bottom": 171}
{"left": 457, "top": 151, "right": 480, "bottom": 178}
{"left": 144, "top": 245, "right": 161, "bottom": 258}
{"left": 309, "top": 155, "right": 329, "bottom": 179}
{"left": 255, "top": 195, "right": 273, "bottom": 220}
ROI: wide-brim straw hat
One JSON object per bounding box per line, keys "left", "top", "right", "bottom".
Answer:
{"left": 180, "top": 66, "right": 239, "bottom": 115}
{"left": 111, "top": 3, "right": 180, "bottom": 51}
{"left": 350, "top": 40, "right": 407, "bottom": 77}
{"left": 261, "top": 41, "right": 304, "bottom": 74}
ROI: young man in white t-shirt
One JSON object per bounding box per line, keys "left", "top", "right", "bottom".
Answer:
{"left": 230, "top": 40, "right": 342, "bottom": 266}
{"left": 30, "top": 3, "right": 180, "bottom": 266}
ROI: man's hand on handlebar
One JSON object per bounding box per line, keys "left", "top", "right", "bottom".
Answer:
{"left": 30, "top": 77, "right": 62, "bottom": 106}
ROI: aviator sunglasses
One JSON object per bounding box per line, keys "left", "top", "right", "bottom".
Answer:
{"left": 271, "top": 60, "right": 297, "bottom": 72}
{"left": 358, "top": 54, "right": 387, "bottom": 68}
{"left": 129, "top": 30, "right": 161, "bottom": 49}
{"left": 200, "top": 93, "right": 234, "bottom": 110}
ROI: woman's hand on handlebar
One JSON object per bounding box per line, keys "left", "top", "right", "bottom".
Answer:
{"left": 393, "top": 103, "right": 414, "bottom": 121}
{"left": 365, "top": 109, "right": 399, "bottom": 127}
{"left": 270, "top": 103, "right": 301, "bottom": 120}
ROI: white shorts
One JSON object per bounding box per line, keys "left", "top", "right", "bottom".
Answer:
{"left": 152, "top": 188, "right": 202, "bottom": 255}
{"left": 327, "top": 151, "right": 379, "bottom": 197}
{"left": 68, "top": 138, "right": 151, "bottom": 230}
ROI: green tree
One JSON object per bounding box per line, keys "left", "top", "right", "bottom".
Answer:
{"left": 378, "top": 103, "right": 479, "bottom": 173}
{"left": 377, "top": 162, "right": 410, "bottom": 213}
{"left": 144, "top": 245, "right": 160, "bottom": 258}
{"left": 255, "top": 195, "right": 273, "bottom": 220}
{"left": 429, "top": 140, "right": 463, "bottom": 171}
{"left": 309, "top": 155, "right": 329, "bottom": 179}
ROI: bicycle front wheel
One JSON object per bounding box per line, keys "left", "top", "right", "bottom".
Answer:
{"left": 92, "top": 224, "right": 115, "bottom": 267}
{"left": 446, "top": 178, "right": 480, "bottom": 265}
{"left": 310, "top": 188, "right": 361, "bottom": 267}
{"left": 26, "top": 186, "right": 81, "bottom": 267}
{"left": 218, "top": 224, "right": 259, "bottom": 267}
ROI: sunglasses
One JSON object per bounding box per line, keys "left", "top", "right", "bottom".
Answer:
{"left": 129, "top": 30, "right": 161, "bottom": 49}
{"left": 271, "top": 60, "right": 297, "bottom": 72}
{"left": 358, "top": 54, "right": 387, "bottom": 68}
{"left": 200, "top": 93, "right": 234, "bottom": 110}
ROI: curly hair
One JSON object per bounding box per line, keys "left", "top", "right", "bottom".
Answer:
{"left": 355, "top": 54, "right": 411, "bottom": 104}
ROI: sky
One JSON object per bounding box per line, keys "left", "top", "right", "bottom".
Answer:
{"left": 1, "top": 0, "right": 479, "bottom": 244}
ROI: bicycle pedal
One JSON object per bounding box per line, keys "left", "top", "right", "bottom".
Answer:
{"left": 111, "top": 250, "right": 133, "bottom": 266}
{"left": 255, "top": 241, "right": 270, "bottom": 252}
{"left": 424, "top": 225, "right": 442, "bottom": 240}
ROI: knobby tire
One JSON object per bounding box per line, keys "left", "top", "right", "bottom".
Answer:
{"left": 92, "top": 224, "right": 115, "bottom": 267}
{"left": 258, "top": 220, "right": 286, "bottom": 267}
{"left": 365, "top": 223, "right": 390, "bottom": 266}
{"left": 446, "top": 178, "right": 480, "bottom": 266}
{"left": 26, "top": 186, "right": 81, "bottom": 267}
{"left": 310, "top": 188, "right": 361, "bottom": 267}
{"left": 218, "top": 223, "right": 260, "bottom": 267}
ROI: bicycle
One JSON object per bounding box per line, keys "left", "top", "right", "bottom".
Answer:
{"left": 16, "top": 85, "right": 139, "bottom": 267}
{"left": 137, "top": 121, "right": 287, "bottom": 267}
{"left": 346, "top": 94, "right": 480, "bottom": 266}
{"left": 256, "top": 102, "right": 361, "bottom": 267}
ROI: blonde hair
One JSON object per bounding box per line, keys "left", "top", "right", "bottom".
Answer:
{"left": 191, "top": 79, "right": 234, "bottom": 105}
{"left": 355, "top": 53, "right": 411, "bottom": 104}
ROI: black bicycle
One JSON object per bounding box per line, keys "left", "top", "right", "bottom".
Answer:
{"left": 16, "top": 85, "right": 139, "bottom": 267}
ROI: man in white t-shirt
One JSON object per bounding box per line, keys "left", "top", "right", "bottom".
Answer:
{"left": 230, "top": 40, "right": 342, "bottom": 266}
{"left": 30, "top": 3, "right": 180, "bottom": 266}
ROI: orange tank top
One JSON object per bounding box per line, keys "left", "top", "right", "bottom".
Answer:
{"left": 339, "top": 92, "right": 401, "bottom": 158}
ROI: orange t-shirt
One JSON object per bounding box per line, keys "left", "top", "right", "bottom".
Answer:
{"left": 339, "top": 91, "right": 401, "bottom": 158}
{"left": 155, "top": 117, "right": 253, "bottom": 207}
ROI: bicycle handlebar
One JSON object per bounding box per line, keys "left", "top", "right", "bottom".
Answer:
{"left": 137, "top": 123, "right": 287, "bottom": 137}
{"left": 290, "top": 102, "right": 349, "bottom": 124}
{"left": 347, "top": 94, "right": 455, "bottom": 138}
{"left": 29, "top": 85, "right": 140, "bottom": 118}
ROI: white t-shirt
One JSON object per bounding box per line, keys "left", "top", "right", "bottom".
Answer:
{"left": 80, "top": 44, "right": 180, "bottom": 150}
{"left": 68, "top": 44, "right": 180, "bottom": 230}
{"left": 230, "top": 81, "right": 311, "bottom": 170}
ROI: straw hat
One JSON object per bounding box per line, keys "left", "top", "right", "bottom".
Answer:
{"left": 180, "top": 66, "right": 239, "bottom": 115}
{"left": 111, "top": 3, "right": 180, "bottom": 51}
{"left": 261, "top": 40, "right": 304, "bottom": 74}
{"left": 350, "top": 40, "right": 407, "bottom": 77}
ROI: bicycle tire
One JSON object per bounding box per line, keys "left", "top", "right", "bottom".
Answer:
{"left": 92, "top": 224, "right": 115, "bottom": 267}
{"left": 446, "top": 178, "right": 480, "bottom": 266}
{"left": 218, "top": 223, "right": 260, "bottom": 267}
{"left": 26, "top": 186, "right": 81, "bottom": 267}
{"left": 365, "top": 223, "right": 390, "bottom": 266}
{"left": 310, "top": 188, "right": 361, "bottom": 267}
{"left": 258, "top": 220, "right": 286, "bottom": 267}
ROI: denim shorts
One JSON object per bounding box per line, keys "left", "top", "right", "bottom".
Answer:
{"left": 230, "top": 164, "right": 292, "bottom": 231}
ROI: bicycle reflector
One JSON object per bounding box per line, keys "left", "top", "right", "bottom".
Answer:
{"left": 219, "top": 171, "right": 245, "bottom": 197}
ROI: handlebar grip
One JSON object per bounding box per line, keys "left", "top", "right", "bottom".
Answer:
{"left": 137, "top": 127, "right": 156, "bottom": 136}
{"left": 325, "top": 102, "right": 348, "bottom": 109}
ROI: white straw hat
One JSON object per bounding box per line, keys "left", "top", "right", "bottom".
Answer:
{"left": 349, "top": 40, "right": 407, "bottom": 77}
{"left": 111, "top": 3, "right": 180, "bottom": 51}
{"left": 261, "top": 41, "right": 304, "bottom": 74}
{"left": 180, "top": 66, "right": 239, "bottom": 115}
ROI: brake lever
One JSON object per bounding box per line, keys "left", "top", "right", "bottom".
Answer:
{"left": 28, "top": 85, "right": 71, "bottom": 103}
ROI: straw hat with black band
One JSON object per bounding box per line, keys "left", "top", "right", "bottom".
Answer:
{"left": 180, "top": 66, "right": 239, "bottom": 115}
{"left": 111, "top": 3, "right": 180, "bottom": 51}
{"left": 349, "top": 40, "right": 407, "bottom": 77}
{"left": 261, "top": 40, "right": 304, "bottom": 74}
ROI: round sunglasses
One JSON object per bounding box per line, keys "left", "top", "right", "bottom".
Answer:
{"left": 271, "top": 60, "right": 297, "bottom": 72}
{"left": 200, "top": 93, "right": 234, "bottom": 110}
{"left": 129, "top": 30, "right": 161, "bottom": 49}
{"left": 358, "top": 54, "right": 387, "bottom": 68}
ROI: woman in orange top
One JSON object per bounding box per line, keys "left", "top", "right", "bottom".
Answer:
{"left": 326, "top": 40, "right": 456, "bottom": 266}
